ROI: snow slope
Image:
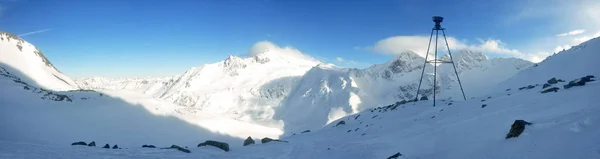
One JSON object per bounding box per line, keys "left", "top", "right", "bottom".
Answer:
{"left": 2, "top": 71, "right": 598, "bottom": 159}
{"left": 75, "top": 46, "right": 531, "bottom": 134}
{"left": 277, "top": 50, "right": 532, "bottom": 133}
{"left": 0, "top": 31, "right": 78, "bottom": 91}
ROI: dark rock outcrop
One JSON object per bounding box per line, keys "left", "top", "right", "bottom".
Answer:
{"left": 564, "top": 75, "right": 596, "bottom": 89}
{"left": 542, "top": 83, "right": 551, "bottom": 89}
{"left": 541, "top": 87, "right": 559, "bottom": 93}
{"left": 112, "top": 145, "right": 119, "bottom": 149}
{"left": 506, "top": 120, "right": 532, "bottom": 139}
{"left": 198, "top": 140, "right": 230, "bottom": 152}
{"left": 243, "top": 136, "right": 255, "bottom": 146}
{"left": 301, "top": 130, "right": 311, "bottom": 133}
{"left": 142, "top": 145, "right": 156, "bottom": 148}
{"left": 261, "top": 137, "right": 288, "bottom": 144}
{"left": 88, "top": 141, "right": 96, "bottom": 147}
{"left": 71, "top": 141, "right": 87, "bottom": 146}
{"left": 335, "top": 120, "right": 346, "bottom": 127}
{"left": 387, "top": 152, "right": 402, "bottom": 159}
{"left": 547, "top": 78, "right": 558, "bottom": 84}
{"left": 102, "top": 144, "right": 110, "bottom": 149}
{"left": 169, "top": 145, "right": 191, "bottom": 153}
{"left": 481, "top": 104, "right": 487, "bottom": 108}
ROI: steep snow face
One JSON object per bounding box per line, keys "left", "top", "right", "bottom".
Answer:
{"left": 0, "top": 31, "right": 77, "bottom": 91}
{"left": 279, "top": 51, "right": 532, "bottom": 133}
{"left": 498, "top": 37, "right": 600, "bottom": 90}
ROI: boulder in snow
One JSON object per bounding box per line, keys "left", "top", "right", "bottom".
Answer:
{"left": 87, "top": 141, "right": 95, "bottom": 147}
{"left": 547, "top": 77, "right": 558, "bottom": 84}
{"left": 387, "top": 152, "right": 402, "bottom": 159}
{"left": 102, "top": 144, "right": 110, "bottom": 149}
{"left": 142, "top": 145, "right": 156, "bottom": 148}
{"left": 335, "top": 120, "right": 346, "bottom": 127}
{"left": 301, "top": 130, "right": 311, "bottom": 133}
{"left": 261, "top": 137, "right": 288, "bottom": 144}
{"left": 71, "top": 141, "right": 87, "bottom": 146}
{"left": 168, "top": 145, "right": 191, "bottom": 153}
{"left": 505, "top": 120, "right": 532, "bottom": 139}
{"left": 198, "top": 140, "right": 230, "bottom": 152}
{"left": 541, "top": 87, "right": 559, "bottom": 93}
{"left": 243, "top": 136, "right": 255, "bottom": 146}
{"left": 112, "top": 145, "right": 119, "bottom": 149}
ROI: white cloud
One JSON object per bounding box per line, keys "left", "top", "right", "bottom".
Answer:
{"left": 18, "top": 29, "right": 52, "bottom": 37}
{"left": 335, "top": 57, "right": 344, "bottom": 62}
{"left": 556, "top": 29, "right": 586, "bottom": 36}
{"left": 247, "top": 41, "right": 317, "bottom": 61}
{"left": 371, "top": 35, "right": 521, "bottom": 58}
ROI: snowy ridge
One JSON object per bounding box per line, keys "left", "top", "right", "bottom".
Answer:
{"left": 0, "top": 31, "right": 78, "bottom": 91}
{"left": 76, "top": 47, "right": 532, "bottom": 134}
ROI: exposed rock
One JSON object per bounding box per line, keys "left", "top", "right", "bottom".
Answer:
{"left": 88, "top": 141, "right": 96, "bottom": 147}
{"left": 448, "top": 103, "right": 453, "bottom": 105}
{"left": 387, "top": 152, "right": 402, "bottom": 159}
{"left": 542, "top": 83, "right": 551, "bottom": 89}
{"left": 112, "top": 145, "right": 119, "bottom": 149}
{"left": 506, "top": 120, "right": 532, "bottom": 139}
{"left": 564, "top": 75, "right": 596, "bottom": 89}
{"left": 301, "top": 130, "right": 311, "bottom": 133}
{"left": 198, "top": 140, "right": 230, "bottom": 152}
{"left": 243, "top": 136, "right": 255, "bottom": 146}
{"left": 547, "top": 77, "right": 558, "bottom": 84}
{"left": 481, "top": 104, "right": 487, "bottom": 108}
{"left": 142, "top": 145, "right": 156, "bottom": 148}
{"left": 169, "top": 145, "right": 191, "bottom": 153}
{"left": 261, "top": 137, "right": 288, "bottom": 144}
{"left": 541, "top": 87, "right": 559, "bottom": 93}
{"left": 518, "top": 87, "right": 526, "bottom": 90}
{"left": 71, "top": 141, "right": 87, "bottom": 146}
{"left": 526, "top": 85, "right": 535, "bottom": 89}
{"left": 102, "top": 144, "right": 110, "bottom": 149}
{"left": 335, "top": 120, "right": 346, "bottom": 127}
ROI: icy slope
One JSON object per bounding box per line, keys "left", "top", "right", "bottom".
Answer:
{"left": 0, "top": 31, "right": 78, "bottom": 91}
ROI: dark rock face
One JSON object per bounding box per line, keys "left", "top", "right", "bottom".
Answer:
{"left": 335, "top": 120, "right": 346, "bottom": 127}
{"left": 481, "top": 104, "right": 487, "bottom": 108}
{"left": 198, "top": 140, "right": 230, "bottom": 152}
{"left": 526, "top": 85, "right": 535, "bottom": 89}
{"left": 542, "top": 83, "right": 551, "bottom": 89}
{"left": 420, "top": 96, "right": 428, "bottom": 101}
{"left": 88, "top": 141, "right": 96, "bottom": 147}
{"left": 71, "top": 141, "right": 87, "bottom": 146}
{"left": 169, "top": 145, "right": 191, "bottom": 153}
{"left": 506, "top": 120, "right": 532, "bottom": 139}
{"left": 261, "top": 137, "right": 288, "bottom": 144}
{"left": 564, "top": 75, "right": 596, "bottom": 89}
{"left": 102, "top": 144, "right": 110, "bottom": 149}
{"left": 541, "top": 87, "right": 559, "bottom": 93}
{"left": 112, "top": 145, "right": 119, "bottom": 149}
{"left": 547, "top": 78, "right": 558, "bottom": 84}
{"left": 243, "top": 136, "right": 255, "bottom": 146}
{"left": 301, "top": 130, "right": 311, "bottom": 133}
{"left": 387, "top": 152, "right": 402, "bottom": 159}
{"left": 142, "top": 145, "right": 156, "bottom": 148}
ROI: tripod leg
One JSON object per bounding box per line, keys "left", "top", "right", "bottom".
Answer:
{"left": 433, "top": 29, "right": 439, "bottom": 107}
{"left": 415, "top": 28, "right": 435, "bottom": 101}
{"left": 442, "top": 29, "right": 467, "bottom": 100}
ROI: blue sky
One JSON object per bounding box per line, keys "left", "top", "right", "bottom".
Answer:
{"left": 0, "top": 0, "right": 599, "bottom": 78}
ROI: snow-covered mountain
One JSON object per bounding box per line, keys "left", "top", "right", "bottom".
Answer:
{"left": 0, "top": 31, "right": 78, "bottom": 91}
{"left": 75, "top": 42, "right": 532, "bottom": 133}
{"left": 2, "top": 36, "right": 599, "bottom": 158}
